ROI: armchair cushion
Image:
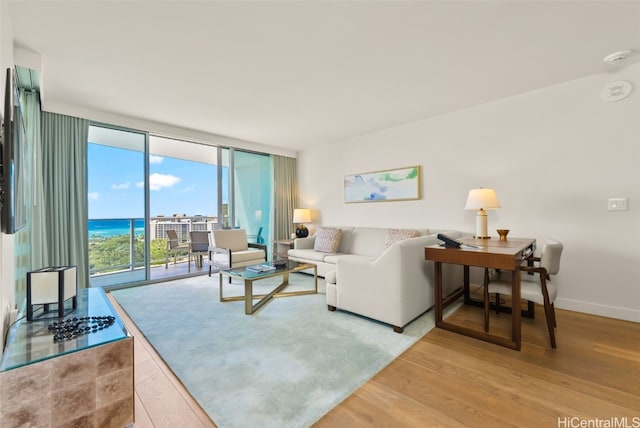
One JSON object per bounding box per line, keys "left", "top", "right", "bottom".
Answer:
{"left": 212, "top": 248, "right": 266, "bottom": 265}
{"left": 313, "top": 227, "right": 342, "bottom": 253}
{"left": 211, "top": 229, "right": 249, "bottom": 251}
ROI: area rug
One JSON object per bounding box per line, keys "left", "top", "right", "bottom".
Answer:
{"left": 111, "top": 273, "right": 459, "bottom": 428}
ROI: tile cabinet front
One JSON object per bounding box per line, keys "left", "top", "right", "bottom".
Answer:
{"left": 0, "top": 337, "right": 134, "bottom": 427}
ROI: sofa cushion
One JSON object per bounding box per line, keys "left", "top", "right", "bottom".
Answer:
{"left": 384, "top": 228, "right": 420, "bottom": 249}
{"left": 325, "top": 270, "right": 337, "bottom": 285}
{"left": 324, "top": 254, "right": 375, "bottom": 265}
{"left": 287, "top": 248, "right": 330, "bottom": 262}
{"left": 350, "top": 227, "right": 388, "bottom": 257}
{"left": 314, "top": 227, "right": 342, "bottom": 253}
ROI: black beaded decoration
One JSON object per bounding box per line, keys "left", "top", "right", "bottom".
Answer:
{"left": 47, "top": 315, "right": 116, "bottom": 343}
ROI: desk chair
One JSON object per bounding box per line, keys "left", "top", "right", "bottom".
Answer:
{"left": 165, "top": 229, "right": 189, "bottom": 268}
{"left": 188, "top": 231, "right": 211, "bottom": 273}
{"left": 484, "top": 239, "right": 563, "bottom": 348}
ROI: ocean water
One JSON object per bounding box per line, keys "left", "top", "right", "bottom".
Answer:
{"left": 88, "top": 218, "right": 145, "bottom": 238}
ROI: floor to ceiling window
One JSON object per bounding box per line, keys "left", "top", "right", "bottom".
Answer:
{"left": 87, "top": 124, "right": 272, "bottom": 287}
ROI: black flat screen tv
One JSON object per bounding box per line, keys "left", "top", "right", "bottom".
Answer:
{"left": 1, "top": 67, "right": 26, "bottom": 234}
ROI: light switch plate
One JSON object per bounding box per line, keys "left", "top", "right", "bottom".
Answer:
{"left": 608, "top": 198, "right": 628, "bottom": 211}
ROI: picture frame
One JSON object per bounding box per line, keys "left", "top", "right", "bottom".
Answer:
{"left": 344, "top": 165, "right": 421, "bottom": 203}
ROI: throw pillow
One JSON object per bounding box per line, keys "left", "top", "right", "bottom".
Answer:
{"left": 313, "top": 227, "right": 342, "bottom": 253}
{"left": 384, "top": 228, "right": 420, "bottom": 249}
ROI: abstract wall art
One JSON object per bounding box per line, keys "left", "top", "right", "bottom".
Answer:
{"left": 344, "top": 166, "right": 421, "bottom": 203}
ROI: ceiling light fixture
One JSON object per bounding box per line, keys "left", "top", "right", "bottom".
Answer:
{"left": 602, "top": 50, "right": 632, "bottom": 65}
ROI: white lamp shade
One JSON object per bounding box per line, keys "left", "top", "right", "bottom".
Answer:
{"left": 293, "top": 208, "right": 311, "bottom": 223}
{"left": 465, "top": 188, "right": 501, "bottom": 210}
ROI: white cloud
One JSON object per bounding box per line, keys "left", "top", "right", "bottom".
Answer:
{"left": 149, "top": 155, "right": 164, "bottom": 164}
{"left": 88, "top": 192, "right": 99, "bottom": 200}
{"left": 137, "top": 173, "right": 181, "bottom": 191}
{"left": 111, "top": 182, "right": 131, "bottom": 190}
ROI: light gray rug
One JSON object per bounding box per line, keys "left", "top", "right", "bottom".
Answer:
{"left": 112, "top": 273, "right": 457, "bottom": 428}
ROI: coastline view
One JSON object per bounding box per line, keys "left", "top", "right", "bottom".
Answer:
{"left": 89, "top": 218, "right": 145, "bottom": 238}
{"left": 88, "top": 218, "right": 151, "bottom": 277}
{"left": 88, "top": 216, "right": 218, "bottom": 278}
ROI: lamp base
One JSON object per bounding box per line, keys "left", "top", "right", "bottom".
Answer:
{"left": 295, "top": 225, "right": 309, "bottom": 238}
{"left": 474, "top": 209, "right": 491, "bottom": 240}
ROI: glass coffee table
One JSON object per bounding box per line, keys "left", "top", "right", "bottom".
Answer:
{"left": 219, "top": 260, "right": 317, "bottom": 314}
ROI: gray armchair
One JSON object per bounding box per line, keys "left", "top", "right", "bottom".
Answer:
{"left": 188, "top": 231, "right": 211, "bottom": 273}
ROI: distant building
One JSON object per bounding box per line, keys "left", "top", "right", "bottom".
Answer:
{"left": 150, "top": 216, "right": 218, "bottom": 241}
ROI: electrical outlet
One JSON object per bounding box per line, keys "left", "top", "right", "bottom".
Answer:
{"left": 608, "top": 198, "right": 628, "bottom": 211}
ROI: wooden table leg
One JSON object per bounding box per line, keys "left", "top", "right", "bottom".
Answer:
{"left": 434, "top": 261, "right": 443, "bottom": 327}
{"left": 463, "top": 265, "right": 471, "bottom": 304}
{"left": 512, "top": 266, "right": 522, "bottom": 350}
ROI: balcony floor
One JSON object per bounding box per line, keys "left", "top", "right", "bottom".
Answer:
{"left": 90, "top": 258, "right": 210, "bottom": 288}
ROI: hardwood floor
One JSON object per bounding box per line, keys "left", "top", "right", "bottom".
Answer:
{"left": 108, "top": 293, "right": 640, "bottom": 428}
{"left": 106, "top": 293, "right": 216, "bottom": 428}
{"left": 316, "top": 305, "right": 640, "bottom": 427}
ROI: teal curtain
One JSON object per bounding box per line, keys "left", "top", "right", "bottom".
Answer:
{"left": 23, "top": 91, "right": 47, "bottom": 270}
{"left": 10, "top": 90, "right": 42, "bottom": 309}
{"left": 40, "top": 111, "right": 89, "bottom": 288}
{"left": 272, "top": 155, "right": 298, "bottom": 241}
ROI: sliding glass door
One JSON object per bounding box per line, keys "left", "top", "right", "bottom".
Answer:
{"left": 87, "top": 125, "right": 147, "bottom": 287}
{"left": 234, "top": 151, "right": 272, "bottom": 254}
{"left": 148, "top": 135, "right": 224, "bottom": 280}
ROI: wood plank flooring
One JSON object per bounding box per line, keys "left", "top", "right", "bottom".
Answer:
{"left": 106, "top": 293, "right": 215, "bottom": 428}
{"left": 316, "top": 305, "right": 640, "bottom": 427}
{"left": 108, "top": 292, "right": 640, "bottom": 428}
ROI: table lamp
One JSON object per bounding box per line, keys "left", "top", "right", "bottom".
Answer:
{"left": 293, "top": 208, "right": 311, "bottom": 238}
{"left": 465, "top": 188, "right": 501, "bottom": 239}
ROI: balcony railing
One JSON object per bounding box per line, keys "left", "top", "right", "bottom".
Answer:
{"left": 88, "top": 216, "right": 220, "bottom": 277}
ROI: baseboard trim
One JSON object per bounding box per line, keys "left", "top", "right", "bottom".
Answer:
{"left": 555, "top": 298, "right": 640, "bottom": 323}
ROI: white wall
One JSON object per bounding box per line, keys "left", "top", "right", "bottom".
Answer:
{"left": 298, "top": 63, "right": 640, "bottom": 322}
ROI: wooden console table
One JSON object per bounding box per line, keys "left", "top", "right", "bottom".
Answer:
{"left": 425, "top": 238, "right": 536, "bottom": 351}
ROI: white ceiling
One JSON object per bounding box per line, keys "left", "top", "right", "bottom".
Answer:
{"left": 7, "top": 1, "right": 640, "bottom": 151}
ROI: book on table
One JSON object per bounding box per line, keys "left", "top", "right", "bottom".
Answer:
{"left": 246, "top": 263, "right": 277, "bottom": 273}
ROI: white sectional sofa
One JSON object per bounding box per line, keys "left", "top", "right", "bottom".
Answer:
{"left": 288, "top": 226, "right": 472, "bottom": 332}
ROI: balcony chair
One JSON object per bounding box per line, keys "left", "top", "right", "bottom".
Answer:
{"left": 483, "top": 239, "right": 564, "bottom": 348}
{"left": 188, "top": 231, "right": 211, "bottom": 273}
{"left": 208, "top": 229, "right": 267, "bottom": 281}
{"left": 165, "top": 229, "right": 189, "bottom": 268}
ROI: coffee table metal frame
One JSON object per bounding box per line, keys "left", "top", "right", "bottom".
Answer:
{"left": 218, "top": 261, "right": 317, "bottom": 314}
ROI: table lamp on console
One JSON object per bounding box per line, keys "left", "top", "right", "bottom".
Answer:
{"left": 293, "top": 208, "right": 311, "bottom": 238}
{"left": 465, "top": 188, "right": 501, "bottom": 239}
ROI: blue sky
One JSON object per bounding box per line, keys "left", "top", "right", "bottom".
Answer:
{"left": 88, "top": 144, "right": 227, "bottom": 219}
